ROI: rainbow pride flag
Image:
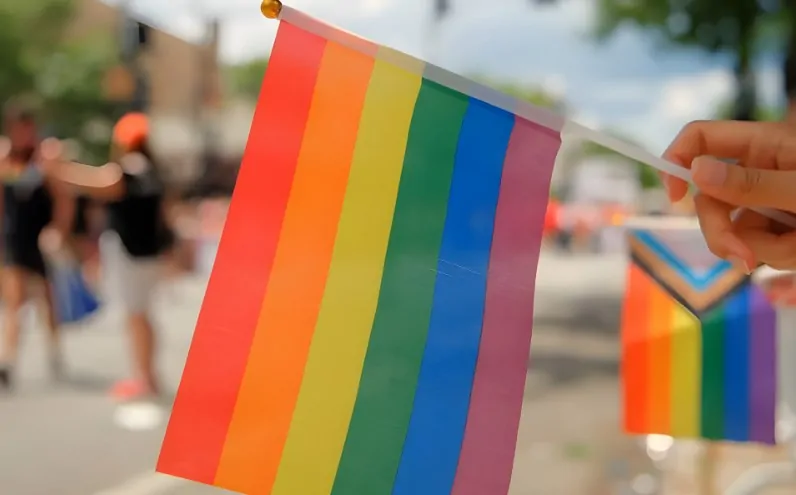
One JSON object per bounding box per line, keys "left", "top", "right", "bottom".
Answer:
{"left": 158, "top": 8, "right": 561, "bottom": 495}
{"left": 622, "top": 224, "right": 778, "bottom": 444}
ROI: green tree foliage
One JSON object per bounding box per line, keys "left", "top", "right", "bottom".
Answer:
{"left": 592, "top": 0, "right": 762, "bottom": 50}
{"left": 581, "top": 133, "right": 661, "bottom": 189}
{"left": 482, "top": 77, "right": 660, "bottom": 189}
{"left": 0, "top": 0, "right": 74, "bottom": 100}
{"left": 485, "top": 77, "right": 660, "bottom": 189}
{"left": 0, "top": 0, "right": 120, "bottom": 164}
{"left": 39, "top": 33, "right": 122, "bottom": 163}
{"left": 225, "top": 57, "right": 269, "bottom": 101}
{"left": 588, "top": 0, "right": 795, "bottom": 121}
{"left": 714, "top": 101, "right": 783, "bottom": 121}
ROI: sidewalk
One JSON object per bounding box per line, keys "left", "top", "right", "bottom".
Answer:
{"left": 0, "top": 275, "right": 208, "bottom": 495}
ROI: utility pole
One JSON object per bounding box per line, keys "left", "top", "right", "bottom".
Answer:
{"left": 196, "top": 18, "right": 221, "bottom": 195}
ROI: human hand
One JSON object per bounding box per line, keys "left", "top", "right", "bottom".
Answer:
{"left": 37, "top": 137, "right": 66, "bottom": 178}
{"left": 38, "top": 226, "right": 64, "bottom": 254}
{"left": 663, "top": 120, "right": 796, "bottom": 273}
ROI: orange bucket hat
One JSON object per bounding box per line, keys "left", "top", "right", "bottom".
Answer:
{"left": 112, "top": 112, "right": 149, "bottom": 151}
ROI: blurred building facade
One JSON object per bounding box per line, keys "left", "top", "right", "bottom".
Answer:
{"left": 67, "top": 0, "right": 238, "bottom": 189}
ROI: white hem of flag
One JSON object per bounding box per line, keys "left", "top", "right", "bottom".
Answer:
{"left": 279, "top": 6, "right": 566, "bottom": 133}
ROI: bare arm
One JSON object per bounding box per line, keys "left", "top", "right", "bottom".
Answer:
{"left": 52, "top": 161, "right": 125, "bottom": 202}
{"left": 37, "top": 138, "right": 125, "bottom": 202}
{"left": 161, "top": 187, "right": 179, "bottom": 229}
{"left": 48, "top": 175, "right": 75, "bottom": 240}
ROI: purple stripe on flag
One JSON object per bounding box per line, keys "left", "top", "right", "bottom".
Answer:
{"left": 451, "top": 118, "right": 560, "bottom": 495}
{"left": 749, "top": 286, "right": 777, "bottom": 444}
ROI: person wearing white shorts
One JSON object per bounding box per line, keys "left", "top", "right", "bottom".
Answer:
{"left": 100, "top": 230, "right": 161, "bottom": 315}
{"left": 44, "top": 112, "right": 168, "bottom": 401}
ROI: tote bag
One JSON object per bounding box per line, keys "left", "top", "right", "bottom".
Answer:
{"left": 47, "top": 247, "right": 100, "bottom": 325}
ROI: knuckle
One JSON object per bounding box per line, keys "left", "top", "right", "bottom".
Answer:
{"left": 736, "top": 168, "right": 762, "bottom": 197}
{"left": 693, "top": 192, "right": 710, "bottom": 209}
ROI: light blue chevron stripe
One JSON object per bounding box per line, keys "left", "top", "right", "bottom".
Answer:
{"left": 634, "top": 231, "right": 733, "bottom": 291}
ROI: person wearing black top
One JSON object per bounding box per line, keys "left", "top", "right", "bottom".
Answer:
{"left": 73, "top": 195, "right": 90, "bottom": 237}
{"left": 44, "top": 112, "right": 167, "bottom": 400}
{"left": 0, "top": 100, "right": 75, "bottom": 389}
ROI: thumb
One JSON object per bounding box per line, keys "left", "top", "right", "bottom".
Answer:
{"left": 692, "top": 156, "right": 796, "bottom": 212}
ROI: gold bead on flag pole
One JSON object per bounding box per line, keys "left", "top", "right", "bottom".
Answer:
{"left": 261, "top": 0, "right": 283, "bottom": 19}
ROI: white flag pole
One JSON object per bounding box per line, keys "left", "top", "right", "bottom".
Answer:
{"left": 566, "top": 121, "right": 796, "bottom": 229}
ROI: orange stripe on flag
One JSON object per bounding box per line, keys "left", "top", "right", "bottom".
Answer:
{"left": 621, "top": 264, "right": 651, "bottom": 434}
{"left": 156, "top": 22, "right": 326, "bottom": 484}
{"left": 647, "top": 279, "right": 672, "bottom": 435}
{"left": 213, "top": 42, "right": 376, "bottom": 494}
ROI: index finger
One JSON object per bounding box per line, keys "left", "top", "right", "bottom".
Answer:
{"left": 663, "top": 120, "right": 776, "bottom": 169}
{"left": 661, "top": 120, "right": 777, "bottom": 203}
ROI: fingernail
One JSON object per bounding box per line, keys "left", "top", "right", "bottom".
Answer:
{"left": 692, "top": 157, "right": 727, "bottom": 186}
{"left": 727, "top": 255, "right": 752, "bottom": 275}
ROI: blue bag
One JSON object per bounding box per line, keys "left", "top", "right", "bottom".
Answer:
{"left": 49, "top": 256, "right": 100, "bottom": 325}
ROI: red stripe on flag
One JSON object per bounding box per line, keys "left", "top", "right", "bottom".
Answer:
{"left": 157, "top": 22, "right": 327, "bottom": 484}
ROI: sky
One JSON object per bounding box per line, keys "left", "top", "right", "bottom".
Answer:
{"left": 114, "top": 0, "right": 787, "bottom": 154}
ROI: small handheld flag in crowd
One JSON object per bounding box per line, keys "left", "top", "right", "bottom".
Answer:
{"left": 622, "top": 222, "right": 777, "bottom": 445}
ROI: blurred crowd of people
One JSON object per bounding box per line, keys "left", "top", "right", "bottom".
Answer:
{"left": 0, "top": 97, "right": 176, "bottom": 402}
{"left": 543, "top": 198, "right": 634, "bottom": 252}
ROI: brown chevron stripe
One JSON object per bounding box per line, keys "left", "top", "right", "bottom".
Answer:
{"left": 628, "top": 234, "right": 748, "bottom": 314}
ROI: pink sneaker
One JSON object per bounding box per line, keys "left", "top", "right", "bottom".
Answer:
{"left": 110, "top": 379, "right": 157, "bottom": 401}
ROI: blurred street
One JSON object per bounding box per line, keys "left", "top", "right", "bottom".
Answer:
{"left": 5, "top": 0, "right": 796, "bottom": 492}
{"left": 0, "top": 250, "right": 642, "bottom": 495}
{"left": 3, "top": 248, "right": 794, "bottom": 495}
{"left": 0, "top": 273, "right": 210, "bottom": 495}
